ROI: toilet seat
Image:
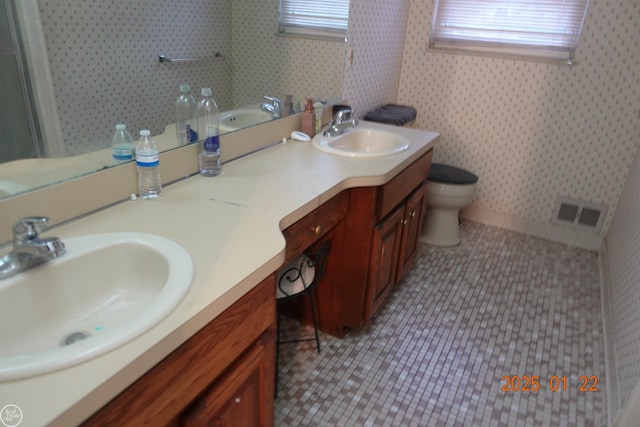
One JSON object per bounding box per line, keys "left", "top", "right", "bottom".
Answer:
{"left": 428, "top": 163, "right": 478, "bottom": 185}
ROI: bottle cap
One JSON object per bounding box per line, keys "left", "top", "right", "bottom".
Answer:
{"left": 179, "top": 83, "right": 191, "bottom": 93}
{"left": 140, "top": 130, "right": 151, "bottom": 137}
{"left": 115, "top": 124, "right": 126, "bottom": 130}
{"left": 305, "top": 98, "right": 314, "bottom": 112}
{"left": 201, "top": 87, "right": 212, "bottom": 97}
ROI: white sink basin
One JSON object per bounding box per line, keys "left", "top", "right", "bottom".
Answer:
{"left": 312, "top": 127, "right": 410, "bottom": 157}
{"left": 220, "top": 108, "right": 273, "bottom": 132}
{"left": 0, "top": 232, "right": 194, "bottom": 381}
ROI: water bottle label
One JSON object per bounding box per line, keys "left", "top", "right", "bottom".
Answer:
{"left": 186, "top": 124, "right": 199, "bottom": 143}
{"left": 136, "top": 152, "right": 159, "bottom": 167}
{"left": 112, "top": 148, "right": 133, "bottom": 160}
{"left": 203, "top": 135, "right": 220, "bottom": 152}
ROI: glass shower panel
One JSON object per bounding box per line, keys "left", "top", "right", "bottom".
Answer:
{"left": 0, "top": 0, "right": 37, "bottom": 163}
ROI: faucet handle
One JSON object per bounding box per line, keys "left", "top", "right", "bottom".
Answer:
{"left": 13, "top": 216, "right": 49, "bottom": 244}
{"left": 263, "top": 96, "right": 281, "bottom": 106}
{"left": 333, "top": 108, "right": 353, "bottom": 122}
{"left": 262, "top": 96, "right": 282, "bottom": 117}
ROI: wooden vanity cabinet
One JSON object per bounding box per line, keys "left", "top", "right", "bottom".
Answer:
{"left": 366, "top": 182, "right": 427, "bottom": 320}
{"left": 180, "top": 333, "right": 272, "bottom": 427}
{"left": 82, "top": 275, "right": 276, "bottom": 427}
{"left": 367, "top": 204, "right": 405, "bottom": 318}
{"left": 316, "top": 149, "right": 433, "bottom": 337}
{"left": 395, "top": 182, "right": 427, "bottom": 283}
{"left": 278, "top": 191, "right": 349, "bottom": 322}
{"left": 282, "top": 191, "right": 349, "bottom": 264}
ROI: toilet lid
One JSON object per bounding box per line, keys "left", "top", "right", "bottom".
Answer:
{"left": 428, "top": 163, "right": 478, "bottom": 185}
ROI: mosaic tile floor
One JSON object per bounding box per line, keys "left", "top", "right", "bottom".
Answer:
{"left": 274, "top": 221, "right": 606, "bottom": 426}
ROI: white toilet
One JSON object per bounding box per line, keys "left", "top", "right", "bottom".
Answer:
{"left": 421, "top": 163, "right": 478, "bottom": 247}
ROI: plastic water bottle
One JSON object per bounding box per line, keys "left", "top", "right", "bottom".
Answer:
{"left": 176, "top": 83, "right": 198, "bottom": 145}
{"left": 197, "top": 87, "right": 221, "bottom": 176}
{"left": 135, "top": 130, "right": 162, "bottom": 199}
{"left": 111, "top": 124, "right": 135, "bottom": 161}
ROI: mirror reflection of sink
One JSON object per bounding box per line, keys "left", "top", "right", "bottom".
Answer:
{"left": 0, "top": 232, "right": 194, "bottom": 381}
{"left": 220, "top": 108, "right": 273, "bottom": 132}
{"left": 0, "top": 180, "right": 29, "bottom": 198}
{"left": 311, "top": 127, "right": 410, "bottom": 157}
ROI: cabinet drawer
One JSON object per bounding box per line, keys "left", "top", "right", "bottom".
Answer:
{"left": 376, "top": 149, "right": 433, "bottom": 220}
{"left": 283, "top": 191, "right": 349, "bottom": 262}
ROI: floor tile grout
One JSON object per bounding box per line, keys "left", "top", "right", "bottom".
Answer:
{"left": 275, "top": 221, "right": 606, "bottom": 426}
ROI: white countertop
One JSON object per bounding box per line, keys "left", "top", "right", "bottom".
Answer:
{"left": 0, "top": 121, "right": 439, "bottom": 426}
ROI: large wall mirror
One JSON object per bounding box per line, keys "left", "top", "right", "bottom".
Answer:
{"left": 0, "top": 0, "right": 345, "bottom": 200}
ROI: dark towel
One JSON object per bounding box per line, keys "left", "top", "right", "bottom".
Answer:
{"left": 363, "top": 104, "right": 417, "bottom": 126}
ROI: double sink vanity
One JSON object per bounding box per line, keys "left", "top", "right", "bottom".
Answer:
{"left": 0, "top": 117, "right": 438, "bottom": 426}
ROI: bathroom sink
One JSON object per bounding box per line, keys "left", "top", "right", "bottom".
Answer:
{"left": 0, "top": 232, "right": 194, "bottom": 381}
{"left": 220, "top": 108, "right": 273, "bottom": 131}
{"left": 311, "top": 127, "right": 410, "bottom": 157}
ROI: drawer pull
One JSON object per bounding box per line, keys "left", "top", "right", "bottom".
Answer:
{"left": 312, "top": 225, "right": 323, "bottom": 235}
{"left": 410, "top": 210, "right": 417, "bottom": 218}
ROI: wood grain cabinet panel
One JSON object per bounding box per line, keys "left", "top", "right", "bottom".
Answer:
{"left": 366, "top": 205, "right": 404, "bottom": 320}
{"left": 180, "top": 333, "right": 273, "bottom": 427}
{"left": 396, "top": 183, "right": 427, "bottom": 283}
{"left": 282, "top": 191, "right": 349, "bottom": 264}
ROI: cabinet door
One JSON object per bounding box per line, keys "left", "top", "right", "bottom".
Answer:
{"left": 366, "top": 205, "right": 404, "bottom": 320}
{"left": 180, "top": 333, "right": 274, "bottom": 427}
{"left": 396, "top": 183, "right": 427, "bottom": 283}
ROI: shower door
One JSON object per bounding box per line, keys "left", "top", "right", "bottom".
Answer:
{"left": 0, "top": 0, "right": 41, "bottom": 163}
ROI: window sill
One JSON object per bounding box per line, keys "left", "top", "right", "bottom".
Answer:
{"left": 427, "top": 45, "right": 577, "bottom": 67}
{"left": 276, "top": 31, "right": 346, "bottom": 43}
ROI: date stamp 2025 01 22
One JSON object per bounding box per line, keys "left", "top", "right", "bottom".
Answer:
{"left": 501, "top": 375, "right": 599, "bottom": 393}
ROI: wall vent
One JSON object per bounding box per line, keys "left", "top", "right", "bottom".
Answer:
{"left": 552, "top": 197, "right": 607, "bottom": 233}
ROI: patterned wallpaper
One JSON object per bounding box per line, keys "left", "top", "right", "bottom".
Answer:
{"left": 39, "top": 0, "right": 345, "bottom": 156}
{"left": 230, "top": 0, "right": 344, "bottom": 111}
{"left": 342, "top": 0, "right": 410, "bottom": 121}
{"left": 39, "top": 0, "right": 233, "bottom": 155}
{"left": 605, "top": 144, "right": 640, "bottom": 411}
{"left": 395, "top": 0, "right": 640, "bottom": 249}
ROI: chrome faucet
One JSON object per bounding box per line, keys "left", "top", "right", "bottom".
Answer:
{"left": 0, "top": 217, "right": 66, "bottom": 280}
{"left": 324, "top": 109, "right": 359, "bottom": 137}
{"left": 260, "top": 96, "right": 283, "bottom": 119}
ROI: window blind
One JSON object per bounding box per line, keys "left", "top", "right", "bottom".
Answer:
{"left": 429, "top": 0, "right": 590, "bottom": 63}
{"left": 279, "top": 0, "right": 350, "bottom": 39}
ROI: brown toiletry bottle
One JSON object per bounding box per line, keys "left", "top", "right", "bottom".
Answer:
{"left": 301, "top": 98, "right": 315, "bottom": 137}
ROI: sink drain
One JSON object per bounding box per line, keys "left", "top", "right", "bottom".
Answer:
{"left": 61, "top": 331, "right": 91, "bottom": 346}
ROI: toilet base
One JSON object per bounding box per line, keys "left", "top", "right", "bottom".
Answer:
{"left": 420, "top": 206, "right": 462, "bottom": 247}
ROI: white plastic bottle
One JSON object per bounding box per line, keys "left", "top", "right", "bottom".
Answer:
{"left": 176, "top": 83, "right": 198, "bottom": 145}
{"left": 135, "top": 130, "right": 162, "bottom": 199}
{"left": 111, "top": 124, "right": 135, "bottom": 161}
{"left": 197, "top": 87, "right": 221, "bottom": 176}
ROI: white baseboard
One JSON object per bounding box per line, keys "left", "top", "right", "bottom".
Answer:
{"left": 460, "top": 206, "right": 604, "bottom": 251}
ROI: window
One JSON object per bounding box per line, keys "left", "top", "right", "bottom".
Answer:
{"left": 278, "top": 0, "right": 350, "bottom": 40}
{"left": 429, "top": 0, "right": 591, "bottom": 64}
